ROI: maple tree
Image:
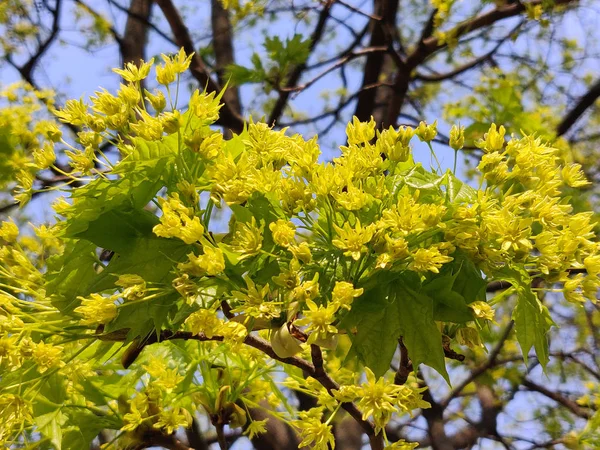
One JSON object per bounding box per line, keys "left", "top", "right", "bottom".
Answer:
{"left": 1, "top": 1, "right": 600, "bottom": 450}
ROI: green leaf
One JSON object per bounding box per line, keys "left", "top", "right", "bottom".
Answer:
{"left": 512, "top": 283, "right": 554, "bottom": 369}
{"left": 46, "top": 239, "right": 99, "bottom": 315}
{"left": 35, "top": 410, "right": 64, "bottom": 450}
{"left": 343, "top": 273, "right": 450, "bottom": 382}
{"left": 393, "top": 280, "right": 450, "bottom": 384}
{"left": 61, "top": 407, "right": 122, "bottom": 450}
{"left": 87, "top": 236, "right": 190, "bottom": 293}
{"left": 498, "top": 265, "right": 555, "bottom": 369}
{"left": 423, "top": 272, "right": 473, "bottom": 323}
{"left": 448, "top": 252, "right": 487, "bottom": 304}
{"left": 446, "top": 172, "right": 477, "bottom": 203}
{"left": 107, "top": 291, "right": 179, "bottom": 339}
{"left": 33, "top": 373, "right": 68, "bottom": 450}
{"left": 423, "top": 251, "right": 486, "bottom": 323}
{"left": 264, "top": 34, "right": 311, "bottom": 69}
{"left": 119, "top": 135, "right": 178, "bottom": 164}
{"left": 72, "top": 206, "right": 159, "bottom": 254}
{"left": 342, "top": 285, "right": 402, "bottom": 377}
{"left": 63, "top": 157, "right": 168, "bottom": 237}
{"left": 225, "top": 63, "right": 265, "bottom": 86}
{"left": 398, "top": 164, "right": 445, "bottom": 192}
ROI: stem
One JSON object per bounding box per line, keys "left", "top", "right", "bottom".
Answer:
{"left": 216, "top": 421, "right": 227, "bottom": 450}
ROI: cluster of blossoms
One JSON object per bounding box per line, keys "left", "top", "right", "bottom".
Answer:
{"left": 0, "top": 49, "right": 598, "bottom": 449}
{"left": 0, "top": 82, "right": 59, "bottom": 203}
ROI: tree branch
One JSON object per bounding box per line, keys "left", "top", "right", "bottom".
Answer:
{"left": 211, "top": 0, "right": 241, "bottom": 118}
{"left": 20, "top": 0, "right": 63, "bottom": 79}
{"left": 385, "top": 0, "right": 577, "bottom": 128}
{"left": 522, "top": 379, "right": 593, "bottom": 419}
{"left": 556, "top": 77, "right": 600, "bottom": 137}
{"left": 120, "top": 0, "right": 153, "bottom": 67}
{"left": 154, "top": 0, "right": 244, "bottom": 133}
{"left": 353, "top": 0, "right": 401, "bottom": 124}
{"left": 267, "top": 0, "right": 335, "bottom": 126}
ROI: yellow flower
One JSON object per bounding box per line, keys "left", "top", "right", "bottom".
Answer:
{"left": 121, "top": 403, "right": 145, "bottom": 432}
{"left": 231, "top": 275, "right": 280, "bottom": 321}
{"left": 54, "top": 98, "right": 88, "bottom": 126}
{"left": 178, "top": 246, "right": 225, "bottom": 276}
{"left": 0, "top": 219, "right": 19, "bottom": 243}
{"left": 130, "top": 110, "right": 164, "bottom": 141}
{"left": 584, "top": 255, "right": 600, "bottom": 277}
{"left": 449, "top": 124, "right": 465, "bottom": 150}
{"left": 415, "top": 120, "right": 437, "bottom": 142}
{"left": 289, "top": 242, "right": 312, "bottom": 263}
{"left": 154, "top": 367, "right": 184, "bottom": 393}
{"left": 189, "top": 89, "right": 222, "bottom": 124}
{"left": 477, "top": 123, "right": 505, "bottom": 152}
{"left": 221, "top": 321, "right": 248, "bottom": 346}
{"left": 561, "top": 163, "right": 590, "bottom": 188}
{"left": 33, "top": 143, "right": 56, "bottom": 169}
{"left": 153, "top": 407, "right": 191, "bottom": 435}
{"left": 291, "top": 273, "right": 320, "bottom": 303}
{"left": 346, "top": 115, "right": 376, "bottom": 146}
{"left": 112, "top": 59, "right": 154, "bottom": 83}
{"left": 153, "top": 193, "right": 205, "bottom": 244}
{"left": 160, "top": 110, "right": 182, "bottom": 134}
{"left": 333, "top": 183, "right": 371, "bottom": 210}
{"left": 115, "top": 274, "right": 147, "bottom": 301}
{"left": 269, "top": 219, "right": 296, "bottom": 247}
{"left": 332, "top": 281, "right": 363, "bottom": 311}
{"left": 468, "top": 301, "right": 495, "bottom": 321}
{"left": 563, "top": 274, "right": 586, "bottom": 303}
{"left": 74, "top": 293, "right": 118, "bottom": 326}
{"left": 32, "top": 341, "right": 64, "bottom": 373}
{"left": 157, "top": 47, "right": 194, "bottom": 77}
{"left": 144, "top": 89, "right": 166, "bottom": 112}
{"left": 294, "top": 412, "right": 335, "bottom": 450}
{"left": 355, "top": 368, "right": 401, "bottom": 432}
{"left": 66, "top": 147, "right": 95, "bottom": 174}
{"left": 332, "top": 220, "right": 375, "bottom": 260}
{"left": 198, "top": 132, "right": 224, "bottom": 159}
{"left": 0, "top": 394, "right": 33, "bottom": 438}
{"left": 185, "top": 309, "right": 222, "bottom": 337}
{"left": 409, "top": 247, "right": 453, "bottom": 273}
{"left": 244, "top": 419, "right": 268, "bottom": 439}
{"left": 231, "top": 217, "right": 263, "bottom": 259}
{"left": 376, "top": 125, "right": 414, "bottom": 162}
{"left": 384, "top": 440, "right": 419, "bottom": 450}
{"left": 294, "top": 299, "right": 338, "bottom": 344}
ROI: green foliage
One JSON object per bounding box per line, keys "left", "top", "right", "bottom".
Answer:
{"left": 1, "top": 51, "right": 598, "bottom": 450}
{"left": 227, "top": 34, "right": 311, "bottom": 88}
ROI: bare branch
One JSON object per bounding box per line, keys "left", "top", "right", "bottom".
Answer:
{"left": 556, "top": 77, "right": 600, "bottom": 137}
{"left": 267, "top": 0, "right": 335, "bottom": 126}
{"left": 211, "top": 0, "right": 241, "bottom": 117}
{"left": 522, "top": 379, "right": 593, "bottom": 419}
{"left": 353, "top": 0, "right": 401, "bottom": 124}
{"left": 20, "top": 0, "right": 63, "bottom": 78}
{"left": 120, "top": 0, "right": 153, "bottom": 66}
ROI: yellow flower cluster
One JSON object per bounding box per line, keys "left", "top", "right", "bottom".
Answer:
{"left": 0, "top": 49, "right": 597, "bottom": 449}
{"left": 0, "top": 82, "right": 59, "bottom": 204}
{"left": 153, "top": 193, "right": 205, "bottom": 244}
{"left": 334, "top": 368, "right": 430, "bottom": 433}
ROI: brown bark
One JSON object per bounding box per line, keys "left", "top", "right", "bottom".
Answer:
{"left": 211, "top": 0, "right": 241, "bottom": 116}
{"left": 353, "top": 0, "right": 400, "bottom": 125}
{"left": 121, "top": 0, "right": 154, "bottom": 66}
